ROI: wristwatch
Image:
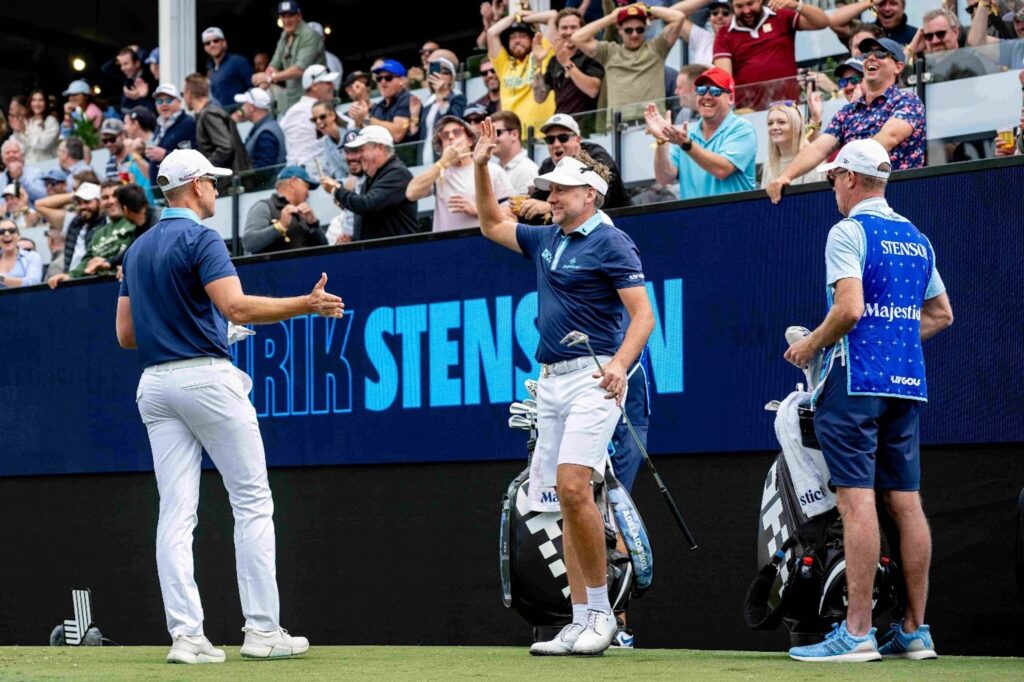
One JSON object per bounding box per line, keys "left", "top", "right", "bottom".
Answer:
{"left": 681, "top": 140, "right": 693, "bottom": 152}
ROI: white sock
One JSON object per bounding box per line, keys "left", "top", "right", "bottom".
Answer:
{"left": 585, "top": 585, "right": 611, "bottom": 615}
{"left": 572, "top": 603, "right": 587, "bottom": 626}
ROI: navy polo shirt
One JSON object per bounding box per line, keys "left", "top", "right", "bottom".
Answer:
{"left": 516, "top": 213, "right": 646, "bottom": 364}
{"left": 119, "top": 207, "right": 238, "bottom": 368}
{"left": 369, "top": 89, "right": 412, "bottom": 123}
{"left": 207, "top": 53, "right": 254, "bottom": 108}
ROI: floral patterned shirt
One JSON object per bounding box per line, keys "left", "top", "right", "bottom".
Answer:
{"left": 825, "top": 85, "right": 925, "bottom": 170}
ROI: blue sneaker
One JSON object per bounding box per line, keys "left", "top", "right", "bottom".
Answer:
{"left": 878, "top": 621, "right": 938, "bottom": 660}
{"left": 789, "top": 621, "right": 882, "bottom": 662}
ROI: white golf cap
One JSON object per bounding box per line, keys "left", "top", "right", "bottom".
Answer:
{"left": 73, "top": 182, "right": 102, "bottom": 201}
{"left": 816, "top": 138, "right": 891, "bottom": 179}
{"left": 153, "top": 83, "right": 181, "bottom": 100}
{"left": 62, "top": 79, "right": 91, "bottom": 96}
{"left": 2, "top": 183, "right": 17, "bottom": 196}
{"left": 534, "top": 156, "right": 609, "bottom": 196}
{"left": 156, "top": 149, "right": 232, "bottom": 191}
{"left": 302, "top": 64, "right": 340, "bottom": 90}
{"left": 540, "top": 113, "right": 581, "bottom": 137}
{"left": 201, "top": 26, "right": 225, "bottom": 42}
{"left": 234, "top": 87, "right": 272, "bottom": 110}
{"left": 344, "top": 125, "right": 393, "bottom": 149}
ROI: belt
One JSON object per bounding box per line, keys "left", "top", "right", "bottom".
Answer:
{"left": 541, "top": 355, "right": 611, "bottom": 378}
{"left": 143, "top": 356, "right": 231, "bottom": 374}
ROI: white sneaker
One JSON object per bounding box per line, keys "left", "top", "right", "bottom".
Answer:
{"left": 571, "top": 610, "right": 618, "bottom": 656}
{"left": 240, "top": 627, "right": 310, "bottom": 659}
{"left": 529, "top": 623, "right": 584, "bottom": 656}
{"left": 166, "top": 635, "right": 226, "bottom": 664}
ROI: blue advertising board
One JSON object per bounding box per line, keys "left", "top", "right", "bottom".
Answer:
{"left": 2, "top": 162, "right": 1021, "bottom": 476}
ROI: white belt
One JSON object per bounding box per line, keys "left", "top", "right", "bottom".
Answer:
{"left": 143, "top": 356, "right": 231, "bottom": 374}
{"left": 541, "top": 355, "right": 611, "bottom": 378}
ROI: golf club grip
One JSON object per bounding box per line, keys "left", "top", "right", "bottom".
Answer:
{"left": 656, "top": 478, "right": 699, "bottom": 549}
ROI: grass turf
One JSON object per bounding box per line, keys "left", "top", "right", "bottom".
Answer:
{"left": 1, "top": 646, "right": 1022, "bottom": 681}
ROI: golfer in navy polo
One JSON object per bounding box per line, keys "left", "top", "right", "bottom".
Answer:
{"left": 784, "top": 140, "right": 953, "bottom": 662}
{"left": 473, "top": 118, "right": 654, "bottom": 656}
{"left": 115, "top": 149, "right": 343, "bottom": 664}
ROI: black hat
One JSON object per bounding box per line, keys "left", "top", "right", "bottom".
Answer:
{"left": 127, "top": 106, "right": 156, "bottom": 131}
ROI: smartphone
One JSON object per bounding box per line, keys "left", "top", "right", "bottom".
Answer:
{"left": 428, "top": 62, "right": 450, "bottom": 76}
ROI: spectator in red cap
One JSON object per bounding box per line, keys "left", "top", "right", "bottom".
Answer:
{"left": 572, "top": 3, "right": 685, "bottom": 119}
{"left": 645, "top": 66, "right": 756, "bottom": 199}
{"left": 487, "top": 11, "right": 557, "bottom": 136}
{"left": 712, "top": 0, "right": 830, "bottom": 111}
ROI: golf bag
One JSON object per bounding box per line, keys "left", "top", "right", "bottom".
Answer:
{"left": 743, "top": 392, "right": 904, "bottom": 645}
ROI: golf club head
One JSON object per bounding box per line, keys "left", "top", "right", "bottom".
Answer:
{"left": 508, "top": 415, "right": 533, "bottom": 430}
{"left": 509, "top": 402, "right": 532, "bottom": 416}
{"left": 560, "top": 330, "right": 589, "bottom": 348}
{"left": 524, "top": 379, "right": 538, "bottom": 399}
{"left": 522, "top": 399, "right": 537, "bottom": 410}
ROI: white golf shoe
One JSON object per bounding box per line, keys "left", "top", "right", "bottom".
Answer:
{"left": 240, "top": 627, "right": 310, "bottom": 659}
{"left": 529, "top": 623, "right": 585, "bottom": 656}
{"left": 571, "top": 610, "right": 618, "bottom": 655}
{"left": 166, "top": 634, "right": 226, "bottom": 664}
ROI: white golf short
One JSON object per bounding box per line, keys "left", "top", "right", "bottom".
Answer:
{"left": 527, "top": 355, "right": 623, "bottom": 513}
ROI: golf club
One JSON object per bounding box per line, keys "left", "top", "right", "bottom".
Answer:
{"left": 560, "top": 330, "right": 698, "bottom": 550}
{"left": 508, "top": 415, "right": 534, "bottom": 430}
{"left": 524, "top": 379, "right": 538, "bottom": 399}
{"left": 509, "top": 402, "right": 535, "bottom": 416}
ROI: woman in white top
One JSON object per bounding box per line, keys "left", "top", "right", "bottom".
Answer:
{"left": 0, "top": 219, "right": 42, "bottom": 288}
{"left": 760, "top": 97, "right": 822, "bottom": 189}
{"left": 672, "top": 0, "right": 734, "bottom": 66}
{"left": 14, "top": 91, "right": 61, "bottom": 164}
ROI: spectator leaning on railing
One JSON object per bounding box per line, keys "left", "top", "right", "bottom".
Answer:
{"left": 280, "top": 65, "right": 340, "bottom": 167}
{"left": 185, "top": 74, "right": 251, "bottom": 175}
{"left": 761, "top": 99, "right": 821, "bottom": 188}
{"left": 236, "top": 88, "right": 286, "bottom": 170}
{"left": 487, "top": 11, "right": 557, "bottom": 136}
{"left": 905, "top": 9, "right": 995, "bottom": 81}
{"left": 572, "top": 3, "right": 685, "bottom": 119}
{"left": 0, "top": 138, "right": 46, "bottom": 205}
{"left": 406, "top": 115, "right": 514, "bottom": 233}
{"left": 243, "top": 165, "right": 326, "bottom": 254}
{"left": 11, "top": 90, "right": 60, "bottom": 165}
{"left": 712, "top": 0, "right": 830, "bottom": 111}
{"left": 531, "top": 9, "right": 605, "bottom": 117}
{"left": 490, "top": 110, "right": 540, "bottom": 195}
{"left": 646, "top": 66, "right": 757, "bottom": 199}
{"left": 203, "top": 27, "right": 254, "bottom": 110}
{"left": 830, "top": 0, "right": 918, "bottom": 47}
{"left": 410, "top": 49, "right": 467, "bottom": 165}
{"left": 766, "top": 37, "right": 925, "bottom": 203}
{"left": 253, "top": 1, "right": 326, "bottom": 116}
{"left": 320, "top": 126, "right": 420, "bottom": 241}
{"left": 0, "top": 219, "right": 42, "bottom": 288}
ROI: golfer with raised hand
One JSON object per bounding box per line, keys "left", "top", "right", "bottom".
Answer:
{"left": 474, "top": 117, "right": 654, "bottom": 656}
{"left": 115, "top": 149, "right": 343, "bottom": 664}
{"left": 784, "top": 139, "right": 952, "bottom": 662}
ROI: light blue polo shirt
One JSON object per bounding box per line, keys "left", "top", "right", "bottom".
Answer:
{"left": 119, "top": 207, "right": 238, "bottom": 368}
{"left": 670, "top": 112, "right": 757, "bottom": 200}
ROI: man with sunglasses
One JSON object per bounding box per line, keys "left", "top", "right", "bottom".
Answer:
{"left": 148, "top": 84, "right": 198, "bottom": 186}
{"left": 647, "top": 67, "right": 756, "bottom": 200}
{"left": 279, "top": 64, "right": 339, "bottom": 167}
{"left": 908, "top": 9, "right": 995, "bottom": 82}
{"left": 473, "top": 59, "right": 502, "bottom": 116}
{"left": 347, "top": 60, "right": 416, "bottom": 145}
{"left": 673, "top": 0, "right": 733, "bottom": 66}
{"left": 256, "top": 1, "right": 325, "bottom": 116}
{"left": 48, "top": 180, "right": 138, "bottom": 287}
{"left": 785, "top": 139, "right": 952, "bottom": 662}
{"left": 712, "top": 0, "right": 830, "bottom": 111}
{"left": 835, "top": 57, "right": 865, "bottom": 102}
{"left": 117, "top": 148, "right": 338, "bottom": 663}
{"left": 474, "top": 119, "right": 654, "bottom": 657}
{"left": 572, "top": 3, "right": 685, "bottom": 120}
{"left": 766, "top": 37, "right": 924, "bottom": 203}
{"left": 521, "top": 113, "right": 627, "bottom": 223}
{"left": 203, "top": 27, "right": 253, "bottom": 112}
{"left": 100, "top": 119, "right": 132, "bottom": 183}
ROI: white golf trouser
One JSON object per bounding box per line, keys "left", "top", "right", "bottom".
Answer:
{"left": 136, "top": 357, "right": 280, "bottom": 637}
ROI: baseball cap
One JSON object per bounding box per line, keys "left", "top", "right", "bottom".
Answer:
{"left": 201, "top": 26, "right": 225, "bottom": 42}
{"left": 277, "top": 1, "right": 301, "bottom": 14}
{"left": 540, "top": 113, "right": 581, "bottom": 136}
{"left": 834, "top": 57, "right": 864, "bottom": 79}
{"left": 343, "top": 71, "right": 372, "bottom": 88}
{"left": 62, "top": 80, "right": 91, "bottom": 96}
{"left": 343, "top": 130, "right": 359, "bottom": 145}
{"left": 41, "top": 168, "right": 68, "bottom": 184}
{"left": 277, "top": 165, "right": 320, "bottom": 189}
{"left": 156, "top": 149, "right": 232, "bottom": 190}
{"left": 372, "top": 59, "right": 407, "bottom": 78}
{"left": 234, "top": 87, "right": 273, "bottom": 110}
{"left": 617, "top": 3, "right": 649, "bottom": 24}
{"left": 2, "top": 184, "right": 16, "bottom": 197}
{"left": 707, "top": 0, "right": 732, "bottom": 9}
{"left": 145, "top": 47, "right": 160, "bottom": 65}
{"left": 534, "top": 156, "right": 609, "bottom": 196}
{"left": 126, "top": 106, "right": 157, "bottom": 130}
{"left": 816, "top": 138, "right": 891, "bottom": 179}
{"left": 99, "top": 119, "right": 125, "bottom": 136}
{"left": 153, "top": 83, "right": 182, "bottom": 100}
{"left": 302, "top": 64, "right": 340, "bottom": 90}
{"left": 463, "top": 103, "right": 489, "bottom": 122}
{"left": 344, "top": 125, "right": 394, "bottom": 149}
{"left": 694, "top": 66, "right": 735, "bottom": 92}
{"left": 73, "top": 182, "right": 102, "bottom": 201}
{"left": 503, "top": 21, "right": 534, "bottom": 40}
{"left": 857, "top": 37, "right": 904, "bottom": 61}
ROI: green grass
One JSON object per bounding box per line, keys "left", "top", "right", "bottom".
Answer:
{"left": 0, "top": 646, "right": 1021, "bottom": 681}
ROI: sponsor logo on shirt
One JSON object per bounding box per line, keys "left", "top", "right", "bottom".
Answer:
{"left": 880, "top": 240, "right": 928, "bottom": 258}
{"left": 541, "top": 248, "right": 553, "bottom": 265}
{"left": 561, "top": 257, "right": 581, "bottom": 271}
{"left": 890, "top": 375, "right": 922, "bottom": 387}
{"left": 863, "top": 302, "right": 921, "bottom": 322}
{"left": 627, "top": 273, "right": 645, "bottom": 281}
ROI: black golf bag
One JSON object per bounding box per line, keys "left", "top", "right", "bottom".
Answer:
{"left": 743, "top": 397, "right": 904, "bottom": 646}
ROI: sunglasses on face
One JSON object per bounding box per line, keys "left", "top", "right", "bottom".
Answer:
{"left": 203, "top": 38, "right": 223, "bottom": 46}
{"left": 493, "top": 128, "right": 514, "bottom": 137}
{"left": 923, "top": 29, "right": 948, "bottom": 41}
{"left": 440, "top": 129, "right": 466, "bottom": 140}
{"left": 621, "top": 26, "right": 645, "bottom": 35}
{"left": 155, "top": 97, "right": 175, "bottom": 105}
{"left": 101, "top": 136, "right": 119, "bottom": 144}
{"left": 696, "top": 85, "right": 729, "bottom": 96}
{"left": 839, "top": 74, "right": 863, "bottom": 88}
{"left": 826, "top": 169, "right": 848, "bottom": 187}
{"left": 466, "top": 116, "right": 485, "bottom": 124}
{"left": 0, "top": 227, "right": 18, "bottom": 236}
{"left": 310, "top": 113, "right": 332, "bottom": 123}
{"left": 481, "top": 68, "right": 497, "bottom": 76}
{"left": 864, "top": 48, "right": 895, "bottom": 62}
{"left": 374, "top": 74, "right": 396, "bottom": 83}
{"left": 545, "top": 133, "right": 573, "bottom": 144}
{"left": 710, "top": 8, "right": 732, "bottom": 16}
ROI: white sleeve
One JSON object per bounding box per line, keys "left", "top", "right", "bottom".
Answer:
{"left": 824, "top": 219, "right": 864, "bottom": 286}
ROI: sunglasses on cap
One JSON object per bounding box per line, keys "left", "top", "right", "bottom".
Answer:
{"left": 696, "top": 84, "right": 729, "bottom": 96}
{"left": 826, "top": 168, "right": 848, "bottom": 187}
{"left": 374, "top": 73, "right": 396, "bottom": 83}
{"left": 621, "top": 26, "right": 645, "bottom": 35}
{"left": 203, "top": 38, "right": 223, "bottom": 46}
{"left": 154, "top": 97, "right": 175, "bottom": 105}
{"left": 923, "top": 29, "right": 948, "bottom": 41}
{"left": 839, "top": 74, "right": 863, "bottom": 88}
{"left": 544, "top": 133, "right": 574, "bottom": 144}
{"left": 0, "top": 227, "right": 18, "bottom": 236}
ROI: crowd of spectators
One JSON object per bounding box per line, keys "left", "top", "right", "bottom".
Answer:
{"left": 1, "top": 0, "right": 1022, "bottom": 289}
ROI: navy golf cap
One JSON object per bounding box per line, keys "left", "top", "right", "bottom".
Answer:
{"left": 277, "top": 1, "right": 301, "bottom": 14}
{"left": 277, "top": 165, "right": 319, "bottom": 189}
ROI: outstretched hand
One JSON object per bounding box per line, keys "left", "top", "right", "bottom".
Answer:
{"left": 307, "top": 272, "right": 345, "bottom": 318}
{"left": 473, "top": 117, "right": 498, "bottom": 166}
